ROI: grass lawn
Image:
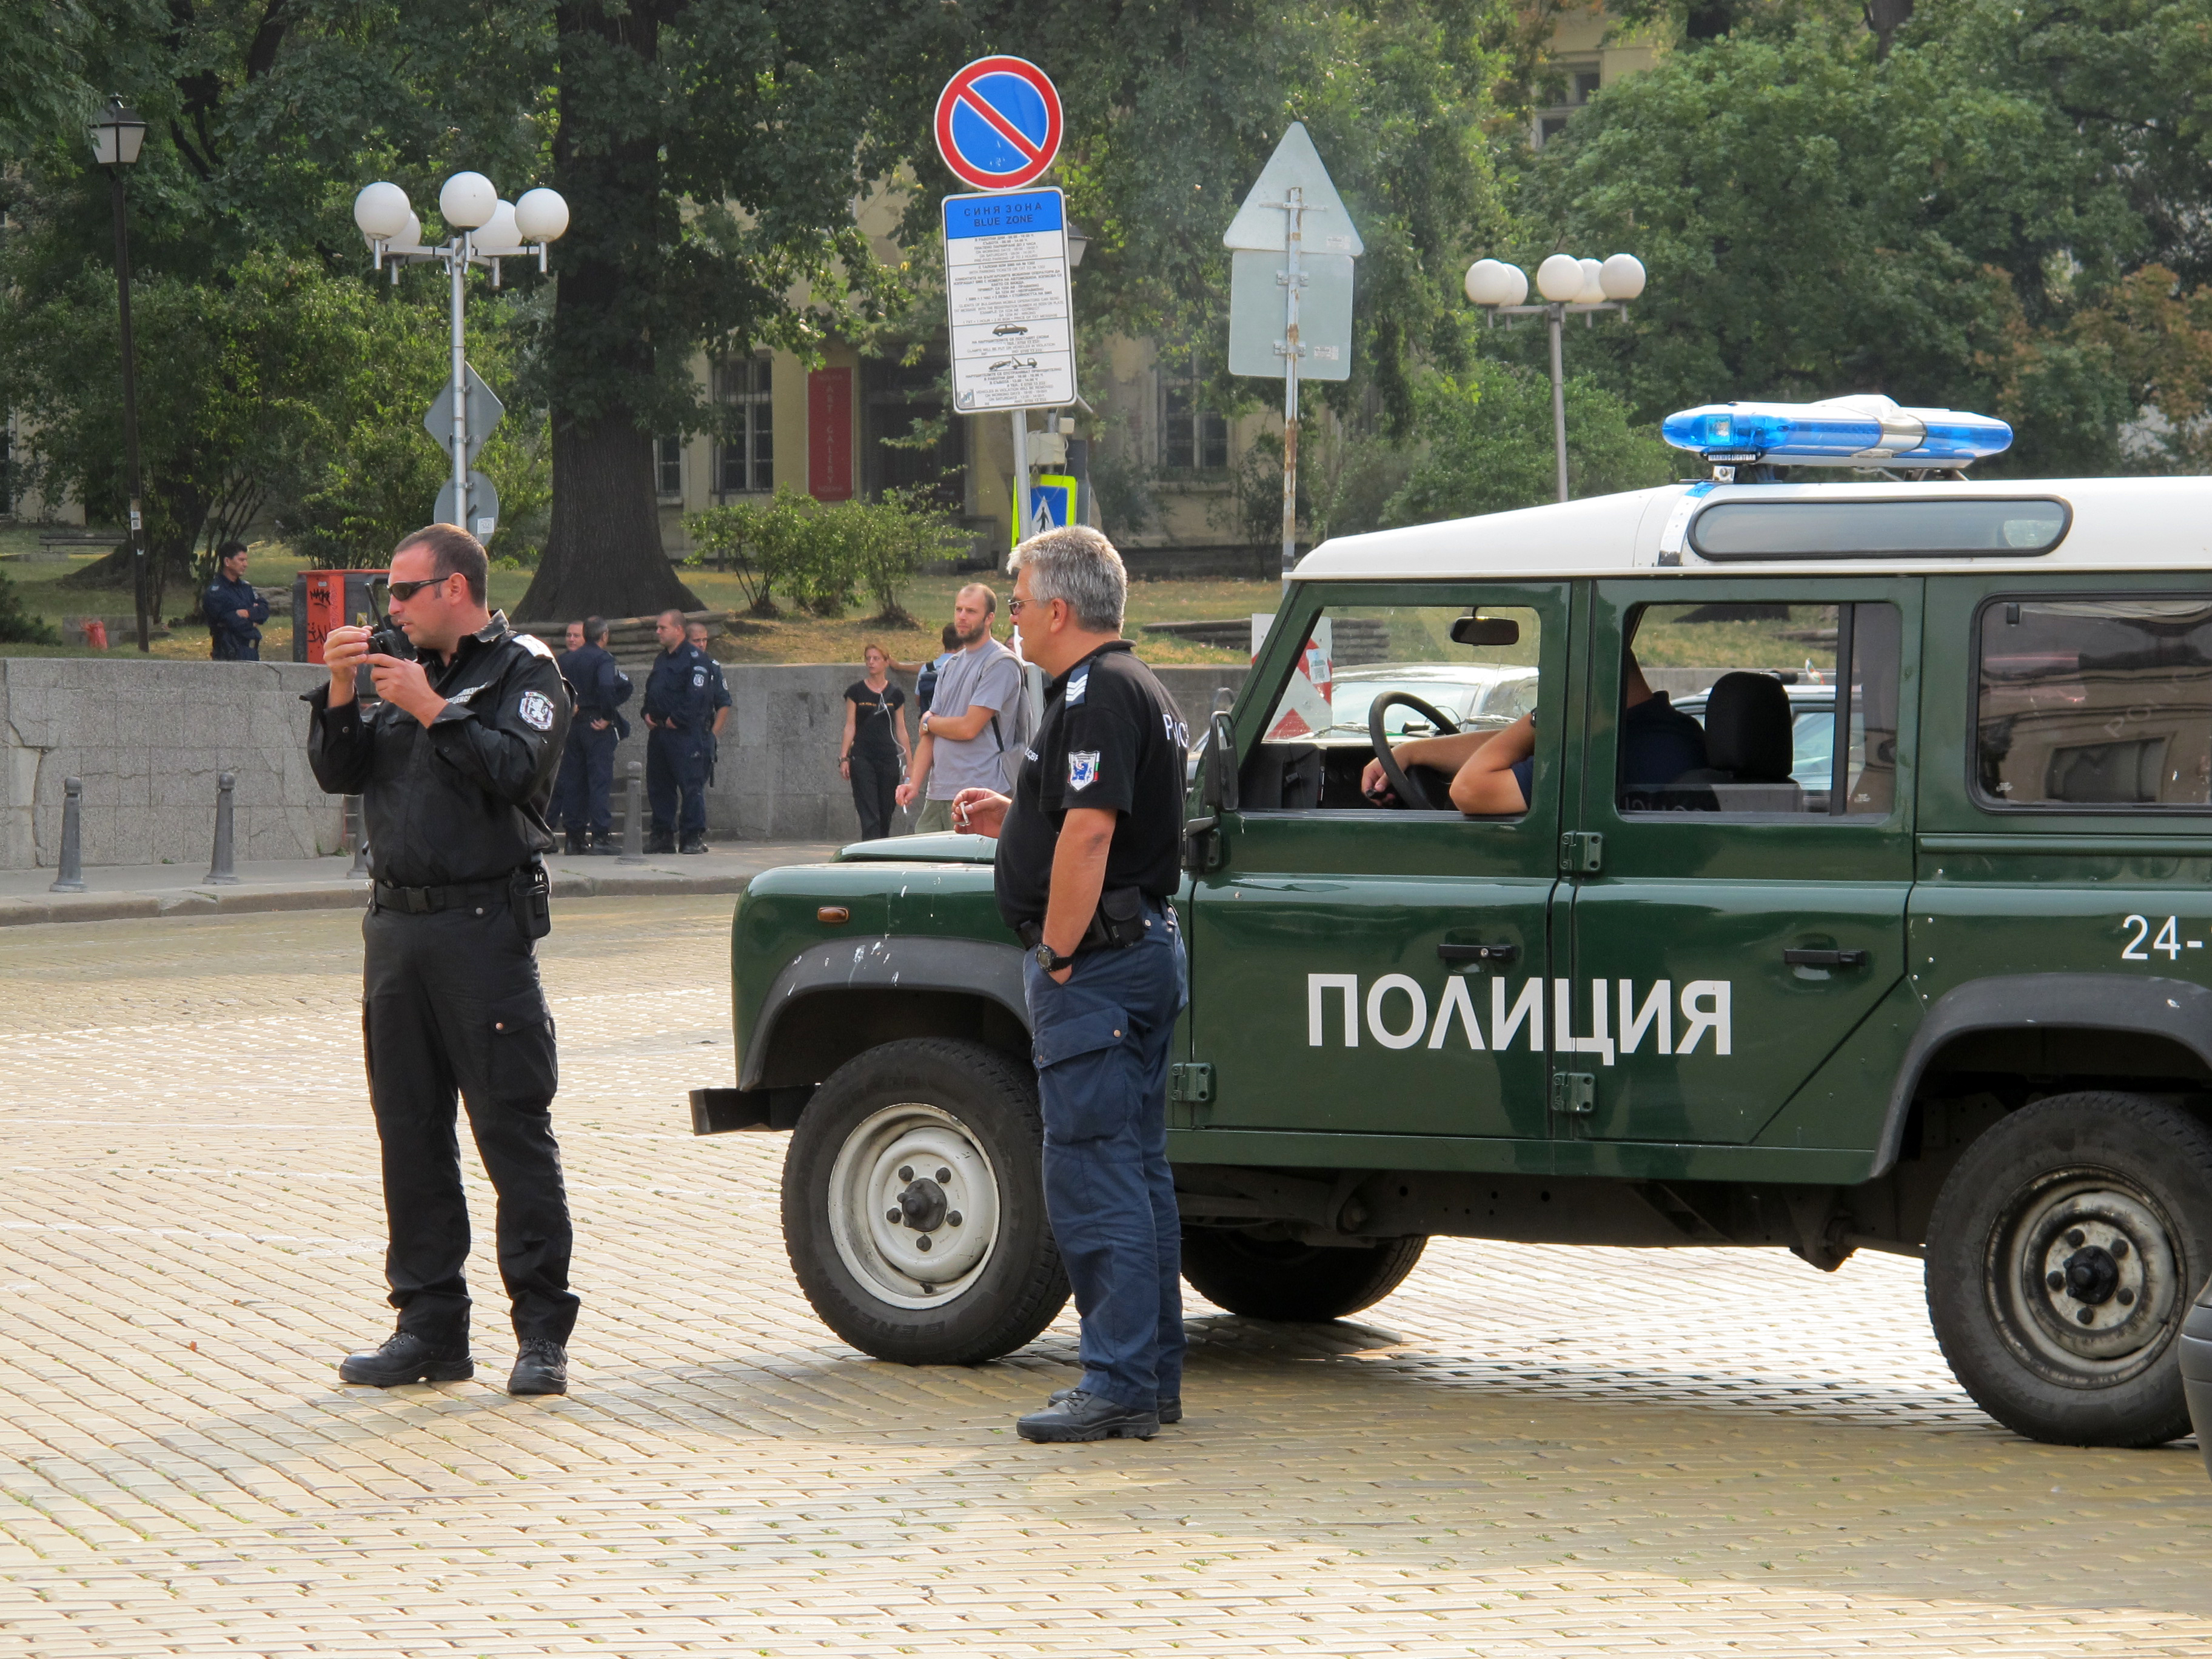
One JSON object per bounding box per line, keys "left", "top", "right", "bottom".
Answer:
{"left": 0, "top": 526, "right": 1279, "bottom": 666}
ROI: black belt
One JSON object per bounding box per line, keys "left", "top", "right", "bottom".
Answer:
{"left": 373, "top": 874, "right": 515, "bottom": 914}
{"left": 1017, "top": 890, "right": 1171, "bottom": 957}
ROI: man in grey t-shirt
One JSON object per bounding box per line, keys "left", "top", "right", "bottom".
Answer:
{"left": 896, "top": 582, "right": 1022, "bottom": 834}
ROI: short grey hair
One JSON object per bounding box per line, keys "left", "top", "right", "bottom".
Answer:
{"left": 1008, "top": 525, "right": 1126, "bottom": 632}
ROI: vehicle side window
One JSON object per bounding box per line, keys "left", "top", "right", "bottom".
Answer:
{"left": 1618, "top": 601, "right": 1900, "bottom": 817}
{"left": 1247, "top": 603, "right": 1543, "bottom": 812}
{"left": 1977, "top": 597, "right": 2212, "bottom": 809}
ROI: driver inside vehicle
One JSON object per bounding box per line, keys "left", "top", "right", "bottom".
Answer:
{"left": 1361, "top": 648, "right": 1706, "bottom": 815}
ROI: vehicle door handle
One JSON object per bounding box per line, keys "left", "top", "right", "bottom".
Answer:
{"left": 1438, "top": 942, "right": 1520, "bottom": 965}
{"left": 1783, "top": 948, "right": 1869, "bottom": 968}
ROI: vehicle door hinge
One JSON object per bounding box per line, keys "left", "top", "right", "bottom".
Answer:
{"left": 1558, "top": 831, "right": 1604, "bottom": 874}
{"left": 1168, "top": 1062, "right": 1215, "bottom": 1128}
{"left": 1550, "top": 1071, "right": 1597, "bottom": 1120}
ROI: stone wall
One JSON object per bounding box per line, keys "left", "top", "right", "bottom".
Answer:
{"left": 0, "top": 655, "right": 1252, "bottom": 869}
{"left": 0, "top": 658, "right": 342, "bottom": 871}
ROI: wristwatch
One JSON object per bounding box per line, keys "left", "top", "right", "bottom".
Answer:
{"left": 1034, "top": 942, "right": 1076, "bottom": 973}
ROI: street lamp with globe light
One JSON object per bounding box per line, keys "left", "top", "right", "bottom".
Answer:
{"left": 352, "top": 173, "right": 569, "bottom": 537}
{"left": 1463, "top": 252, "right": 1645, "bottom": 503}
{"left": 89, "top": 95, "right": 152, "bottom": 651}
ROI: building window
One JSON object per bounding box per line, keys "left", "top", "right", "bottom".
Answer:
{"left": 1162, "top": 373, "right": 1228, "bottom": 471}
{"left": 716, "top": 355, "right": 774, "bottom": 495}
{"left": 655, "top": 435, "right": 683, "bottom": 498}
{"left": 1533, "top": 61, "right": 1601, "bottom": 149}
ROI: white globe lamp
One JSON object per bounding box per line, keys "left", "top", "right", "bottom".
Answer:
{"left": 477, "top": 201, "right": 523, "bottom": 255}
{"left": 438, "top": 171, "right": 498, "bottom": 231}
{"left": 1464, "top": 258, "right": 1528, "bottom": 307}
{"left": 353, "top": 181, "right": 412, "bottom": 241}
{"left": 1600, "top": 252, "right": 1647, "bottom": 301}
{"left": 1575, "top": 257, "right": 1607, "bottom": 304}
{"left": 515, "top": 188, "right": 571, "bottom": 244}
{"left": 1536, "top": 253, "right": 1585, "bottom": 303}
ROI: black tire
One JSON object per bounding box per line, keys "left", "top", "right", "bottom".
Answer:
{"left": 1181, "top": 1227, "right": 1428, "bottom": 1322}
{"left": 1925, "top": 1090, "right": 2212, "bottom": 1447}
{"left": 781, "top": 1037, "right": 1070, "bottom": 1364}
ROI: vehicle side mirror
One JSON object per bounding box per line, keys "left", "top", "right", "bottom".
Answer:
{"left": 1452, "top": 615, "right": 1520, "bottom": 648}
{"left": 1203, "top": 711, "right": 1239, "bottom": 814}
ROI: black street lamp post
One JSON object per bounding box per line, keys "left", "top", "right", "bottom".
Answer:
{"left": 90, "top": 96, "right": 149, "bottom": 652}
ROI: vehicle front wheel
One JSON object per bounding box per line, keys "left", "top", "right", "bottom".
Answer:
{"left": 1925, "top": 1090, "right": 2212, "bottom": 1447}
{"left": 782, "top": 1037, "right": 1070, "bottom": 1364}
{"left": 1181, "top": 1228, "right": 1427, "bottom": 1322}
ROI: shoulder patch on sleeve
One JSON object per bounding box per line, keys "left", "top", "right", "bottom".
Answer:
{"left": 518, "top": 689, "right": 557, "bottom": 731}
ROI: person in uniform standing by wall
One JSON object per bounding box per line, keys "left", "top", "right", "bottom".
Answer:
{"left": 642, "top": 609, "right": 719, "bottom": 854}
{"left": 203, "top": 540, "right": 269, "bottom": 662}
{"left": 949, "top": 526, "right": 1191, "bottom": 1443}
{"left": 686, "top": 618, "right": 734, "bottom": 800}
{"left": 306, "top": 524, "right": 578, "bottom": 1396}
{"left": 552, "top": 617, "right": 631, "bottom": 854}
{"left": 840, "top": 643, "right": 910, "bottom": 840}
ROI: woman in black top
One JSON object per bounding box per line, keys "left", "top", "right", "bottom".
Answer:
{"left": 840, "top": 643, "right": 911, "bottom": 840}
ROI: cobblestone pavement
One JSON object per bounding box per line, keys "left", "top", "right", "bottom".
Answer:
{"left": 4, "top": 899, "right": 2211, "bottom": 1657}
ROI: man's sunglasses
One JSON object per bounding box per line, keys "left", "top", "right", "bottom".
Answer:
{"left": 384, "top": 574, "right": 455, "bottom": 602}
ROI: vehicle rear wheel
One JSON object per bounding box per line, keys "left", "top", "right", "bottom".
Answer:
{"left": 1180, "top": 1228, "right": 1427, "bottom": 1322}
{"left": 782, "top": 1037, "right": 1070, "bottom": 1364}
{"left": 1925, "top": 1090, "right": 2212, "bottom": 1447}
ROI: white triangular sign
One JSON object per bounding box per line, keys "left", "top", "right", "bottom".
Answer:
{"left": 1222, "top": 123, "right": 1364, "bottom": 256}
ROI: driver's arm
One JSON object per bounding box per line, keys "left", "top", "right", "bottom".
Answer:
{"left": 1361, "top": 728, "right": 1499, "bottom": 803}
{"left": 1447, "top": 713, "right": 1536, "bottom": 816}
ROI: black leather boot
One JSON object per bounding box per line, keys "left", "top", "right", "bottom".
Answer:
{"left": 1016, "top": 1389, "right": 1159, "bottom": 1442}
{"left": 508, "top": 1338, "right": 568, "bottom": 1396}
{"left": 1051, "top": 1385, "right": 1181, "bottom": 1424}
{"left": 564, "top": 826, "right": 587, "bottom": 855}
{"left": 338, "top": 1332, "right": 473, "bottom": 1387}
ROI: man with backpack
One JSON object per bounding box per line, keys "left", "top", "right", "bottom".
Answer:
{"left": 896, "top": 583, "right": 1026, "bottom": 832}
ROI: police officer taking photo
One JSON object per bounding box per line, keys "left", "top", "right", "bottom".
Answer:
{"left": 307, "top": 524, "right": 580, "bottom": 1396}
{"left": 950, "top": 525, "right": 1190, "bottom": 1443}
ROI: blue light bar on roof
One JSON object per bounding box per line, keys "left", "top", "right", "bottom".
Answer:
{"left": 1661, "top": 394, "right": 2013, "bottom": 468}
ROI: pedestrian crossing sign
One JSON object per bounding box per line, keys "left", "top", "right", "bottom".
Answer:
{"left": 1016, "top": 473, "right": 1078, "bottom": 546}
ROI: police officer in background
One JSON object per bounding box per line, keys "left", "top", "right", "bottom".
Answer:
{"left": 203, "top": 540, "right": 269, "bottom": 661}
{"left": 642, "top": 609, "right": 720, "bottom": 854}
{"left": 307, "top": 524, "right": 579, "bottom": 1396}
{"left": 686, "top": 618, "right": 734, "bottom": 792}
{"left": 950, "top": 525, "right": 1190, "bottom": 1443}
{"left": 552, "top": 616, "right": 632, "bottom": 854}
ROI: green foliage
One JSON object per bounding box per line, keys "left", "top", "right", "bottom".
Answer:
{"left": 1386, "top": 362, "right": 1674, "bottom": 526}
{"left": 684, "top": 488, "right": 962, "bottom": 624}
{"left": 0, "top": 569, "right": 59, "bottom": 645}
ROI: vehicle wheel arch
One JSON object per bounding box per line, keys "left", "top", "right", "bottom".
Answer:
{"left": 1875, "top": 974, "right": 2212, "bottom": 1178}
{"left": 742, "top": 936, "right": 1031, "bottom": 1094}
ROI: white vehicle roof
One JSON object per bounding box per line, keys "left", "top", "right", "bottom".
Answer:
{"left": 1294, "top": 475, "right": 2212, "bottom": 582}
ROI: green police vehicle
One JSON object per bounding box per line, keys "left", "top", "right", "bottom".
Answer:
{"left": 693, "top": 396, "right": 2212, "bottom": 1449}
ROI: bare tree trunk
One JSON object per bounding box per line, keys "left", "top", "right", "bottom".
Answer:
{"left": 519, "top": 411, "right": 698, "bottom": 620}
{"left": 1865, "top": 0, "right": 1914, "bottom": 57}
{"left": 516, "top": 0, "right": 700, "bottom": 625}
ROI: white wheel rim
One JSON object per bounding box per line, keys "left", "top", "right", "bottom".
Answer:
{"left": 826, "top": 1101, "right": 1002, "bottom": 1310}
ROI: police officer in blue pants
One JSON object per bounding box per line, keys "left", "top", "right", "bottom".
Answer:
{"left": 641, "top": 610, "right": 720, "bottom": 854}
{"left": 552, "top": 617, "right": 632, "bottom": 854}
{"left": 953, "top": 525, "right": 1190, "bottom": 1443}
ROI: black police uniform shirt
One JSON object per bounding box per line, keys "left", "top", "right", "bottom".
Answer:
{"left": 203, "top": 574, "right": 269, "bottom": 660}
{"left": 642, "top": 642, "right": 722, "bottom": 737}
{"left": 306, "top": 613, "right": 572, "bottom": 888}
{"left": 995, "top": 640, "right": 1188, "bottom": 931}
{"left": 557, "top": 642, "right": 633, "bottom": 737}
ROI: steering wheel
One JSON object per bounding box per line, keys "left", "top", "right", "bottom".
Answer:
{"left": 1368, "top": 692, "right": 1461, "bottom": 809}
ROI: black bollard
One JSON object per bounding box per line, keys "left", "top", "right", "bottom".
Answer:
{"left": 206, "top": 771, "right": 239, "bottom": 885}
{"left": 620, "top": 760, "right": 645, "bottom": 863}
{"left": 49, "top": 777, "right": 85, "bottom": 894}
{"left": 344, "top": 794, "right": 371, "bottom": 879}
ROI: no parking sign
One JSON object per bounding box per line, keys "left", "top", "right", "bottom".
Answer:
{"left": 935, "top": 57, "right": 1063, "bottom": 190}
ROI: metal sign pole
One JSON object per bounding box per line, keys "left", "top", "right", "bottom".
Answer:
{"left": 1278, "top": 186, "right": 1304, "bottom": 585}
{"left": 1011, "top": 410, "right": 1029, "bottom": 542}
{"left": 448, "top": 235, "right": 469, "bottom": 526}
{"left": 1547, "top": 301, "right": 1569, "bottom": 504}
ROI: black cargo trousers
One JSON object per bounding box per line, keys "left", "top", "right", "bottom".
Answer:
{"left": 361, "top": 891, "right": 578, "bottom": 1349}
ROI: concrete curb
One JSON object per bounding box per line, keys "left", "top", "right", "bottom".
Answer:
{"left": 0, "top": 868, "right": 760, "bottom": 929}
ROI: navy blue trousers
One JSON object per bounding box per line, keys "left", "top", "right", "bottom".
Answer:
{"left": 646, "top": 727, "right": 709, "bottom": 836}
{"left": 551, "top": 722, "right": 617, "bottom": 834}
{"left": 1022, "top": 902, "right": 1188, "bottom": 1410}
